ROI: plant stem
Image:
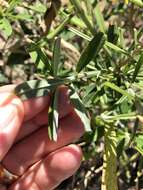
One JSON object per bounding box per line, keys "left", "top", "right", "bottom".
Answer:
{"left": 47, "top": 14, "right": 73, "bottom": 39}
{"left": 102, "top": 125, "right": 118, "bottom": 190}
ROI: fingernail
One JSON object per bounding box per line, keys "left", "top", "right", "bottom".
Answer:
{"left": 0, "top": 105, "right": 16, "bottom": 130}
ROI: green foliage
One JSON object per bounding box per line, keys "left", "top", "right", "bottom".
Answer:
{"left": 76, "top": 32, "right": 105, "bottom": 72}
{"left": 1, "top": 0, "right": 143, "bottom": 189}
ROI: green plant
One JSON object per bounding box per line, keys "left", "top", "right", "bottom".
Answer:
{"left": 1, "top": 0, "right": 143, "bottom": 189}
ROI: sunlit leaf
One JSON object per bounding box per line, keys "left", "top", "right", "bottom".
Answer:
{"left": 14, "top": 79, "right": 65, "bottom": 100}
{"left": 28, "top": 46, "right": 52, "bottom": 73}
{"left": 104, "top": 82, "right": 134, "bottom": 100}
{"left": 134, "top": 134, "right": 143, "bottom": 155}
{"left": 95, "top": 4, "right": 106, "bottom": 33}
{"left": 52, "top": 37, "right": 61, "bottom": 77}
{"left": 69, "top": 85, "right": 91, "bottom": 132}
{"left": 0, "top": 18, "right": 12, "bottom": 37}
{"left": 132, "top": 52, "right": 143, "bottom": 82}
{"left": 48, "top": 89, "right": 59, "bottom": 141}
{"left": 76, "top": 32, "right": 105, "bottom": 73}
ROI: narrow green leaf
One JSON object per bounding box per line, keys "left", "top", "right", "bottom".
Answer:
{"left": 70, "top": 16, "right": 86, "bottom": 29}
{"left": 7, "top": 0, "right": 22, "bottom": 13}
{"left": 36, "top": 48, "right": 51, "bottom": 72}
{"left": 135, "top": 146, "right": 143, "bottom": 155}
{"left": 48, "top": 89, "right": 59, "bottom": 141}
{"left": 69, "top": 27, "right": 91, "bottom": 41}
{"left": 130, "top": 0, "right": 143, "bottom": 7}
{"left": 14, "top": 79, "right": 65, "bottom": 100}
{"left": 134, "top": 134, "right": 143, "bottom": 155}
{"left": 48, "top": 108, "right": 54, "bottom": 141}
{"left": 52, "top": 37, "right": 61, "bottom": 77}
{"left": 29, "top": 51, "right": 45, "bottom": 71}
{"left": 69, "top": 27, "right": 130, "bottom": 57}
{"left": 132, "top": 53, "right": 143, "bottom": 82}
{"left": 46, "top": 14, "right": 73, "bottom": 40}
{"left": 107, "top": 25, "right": 118, "bottom": 44}
{"left": 28, "top": 46, "right": 52, "bottom": 73}
{"left": 70, "top": 0, "right": 94, "bottom": 34}
{"left": 118, "top": 27, "right": 125, "bottom": 48}
{"left": 117, "top": 138, "right": 125, "bottom": 157}
{"left": 101, "top": 112, "right": 137, "bottom": 122}
{"left": 104, "top": 82, "right": 134, "bottom": 100}
{"left": 11, "top": 13, "right": 32, "bottom": 21}
{"left": 53, "top": 89, "right": 59, "bottom": 126}
{"left": 69, "top": 85, "right": 91, "bottom": 132}
{"left": 0, "top": 18, "right": 12, "bottom": 37}
{"left": 105, "top": 41, "right": 129, "bottom": 56}
{"left": 29, "top": 3, "right": 47, "bottom": 13}
{"left": 94, "top": 3, "right": 106, "bottom": 33}
{"left": 76, "top": 32, "right": 105, "bottom": 73}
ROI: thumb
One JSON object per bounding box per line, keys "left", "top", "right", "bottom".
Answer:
{"left": 0, "top": 92, "right": 24, "bottom": 161}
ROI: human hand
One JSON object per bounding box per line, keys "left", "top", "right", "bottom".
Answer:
{"left": 0, "top": 85, "right": 84, "bottom": 190}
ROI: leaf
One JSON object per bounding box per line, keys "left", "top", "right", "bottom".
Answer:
{"left": 53, "top": 89, "right": 59, "bottom": 134}
{"left": 69, "top": 27, "right": 130, "bottom": 57}
{"left": 134, "top": 134, "right": 143, "bottom": 155}
{"left": 104, "top": 82, "right": 134, "bottom": 100}
{"left": 117, "top": 138, "right": 125, "bottom": 157}
{"left": 76, "top": 32, "right": 105, "bottom": 73}
{"left": 94, "top": 3, "right": 106, "bottom": 33}
{"left": 70, "top": 0, "right": 94, "bottom": 34}
{"left": 0, "top": 18, "right": 12, "bottom": 37}
{"left": 69, "top": 27, "right": 91, "bottom": 41}
{"left": 107, "top": 25, "right": 118, "bottom": 44}
{"left": 105, "top": 41, "right": 129, "bottom": 56}
{"left": 13, "top": 13, "right": 32, "bottom": 21}
{"left": 69, "top": 85, "right": 91, "bottom": 132}
{"left": 48, "top": 89, "right": 59, "bottom": 141}
{"left": 132, "top": 52, "right": 143, "bottom": 82}
{"left": 46, "top": 14, "right": 73, "bottom": 40}
{"left": 130, "top": 0, "right": 143, "bottom": 7}
{"left": 83, "top": 84, "right": 97, "bottom": 107}
{"left": 48, "top": 109, "right": 54, "bottom": 141}
{"left": 52, "top": 37, "right": 61, "bottom": 77}
{"left": 101, "top": 112, "right": 137, "bottom": 122}
{"left": 28, "top": 46, "right": 52, "bottom": 73}
{"left": 14, "top": 79, "right": 65, "bottom": 100}
{"left": 29, "top": 51, "right": 45, "bottom": 71}
{"left": 7, "top": 0, "right": 22, "bottom": 13}
{"left": 29, "top": 3, "right": 47, "bottom": 13}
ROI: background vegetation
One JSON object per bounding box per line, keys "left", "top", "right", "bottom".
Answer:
{"left": 0, "top": 0, "right": 143, "bottom": 189}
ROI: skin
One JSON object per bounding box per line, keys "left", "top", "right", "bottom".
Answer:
{"left": 0, "top": 85, "right": 84, "bottom": 190}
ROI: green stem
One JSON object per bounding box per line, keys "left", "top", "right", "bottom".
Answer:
{"left": 102, "top": 125, "right": 118, "bottom": 190}
{"left": 47, "top": 14, "right": 73, "bottom": 40}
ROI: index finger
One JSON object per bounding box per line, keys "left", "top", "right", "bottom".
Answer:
{"left": 0, "top": 84, "right": 50, "bottom": 121}
{"left": 0, "top": 85, "right": 73, "bottom": 122}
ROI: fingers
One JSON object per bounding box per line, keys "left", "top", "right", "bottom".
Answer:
{"left": 0, "top": 84, "right": 50, "bottom": 122}
{"left": 14, "top": 85, "right": 74, "bottom": 142}
{"left": 0, "top": 84, "right": 73, "bottom": 122}
{"left": 9, "top": 145, "right": 82, "bottom": 190}
{"left": 0, "top": 85, "right": 74, "bottom": 144}
{"left": 0, "top": 95, "right": 24, "bottom": 161}
{"left": 23, "top": 85, "right": 73, "bottom": 121}
{"left": 2, "top": 111, "right": 84, "bottom": 175}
